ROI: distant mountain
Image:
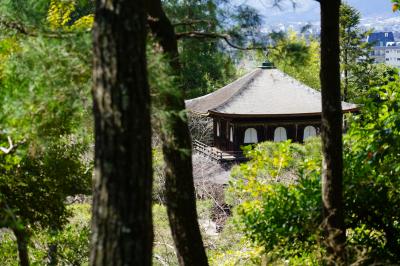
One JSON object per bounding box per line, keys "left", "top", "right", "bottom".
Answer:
{"left": 245, "top": 0, "right": 399, "bottom": 30}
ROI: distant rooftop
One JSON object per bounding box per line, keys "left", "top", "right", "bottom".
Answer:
{"left": 185, "top": 68, "right": 357, "bottom": 117}
{"left": 386, "top": 41, "right": 400, "bottom": 47}
{"left": 367, "top": 32, "right": 395, "bottom": 47}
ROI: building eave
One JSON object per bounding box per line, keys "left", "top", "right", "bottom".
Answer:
{"left": 208, "top": 107, "right": 359, "bottom": 119}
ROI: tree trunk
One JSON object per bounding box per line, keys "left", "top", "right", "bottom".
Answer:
{"left": 146, "top": 1, "right": 209, "bottom": 265}
{"left": 343, "top": 50, "right": 349, "bottom": 102}
{"left": 344, "top": 68, "right": 348, "bottom": 102}
{"left": 384, "top": 225, "right": 400, "bottom": 258}
{"left": 319, "top": 0, "right": 346, "bottom": 264}
{"left": 90, "top": 0, "right": 153, "bottom": 265}
{"left": 47, "top": 228, "right": 58, "bottom": 266}
{"left": 13, "top": 228, "right": 30, "bottom": 266}
{"left": 47, "top": 243, "right": 58, "bottom": 266}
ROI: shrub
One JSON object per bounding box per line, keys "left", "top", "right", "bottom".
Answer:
{"left": 0, "top": 203, "right": 91, "bottom": 266}
{"left": 228, "top": 70, "right": 400, "bottom": 264}
{"left": 228, "top": 139, "right": 323, "bottom": 261}
{"left": 343, "top": 70, "right": 400, "bottom": 261}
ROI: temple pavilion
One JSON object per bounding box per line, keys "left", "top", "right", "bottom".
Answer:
{"left": 185, "top": 63, "right": 358, "bottom": 158}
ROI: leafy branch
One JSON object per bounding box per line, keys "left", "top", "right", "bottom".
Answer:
{"left": 175, "top": 31, "right": 265, "bottom": 51}
{"left": 0, "top": 16, "right": 81, "bottom": 38}
{"left": 393, "top": 0, "right": 400, "bottom": 12}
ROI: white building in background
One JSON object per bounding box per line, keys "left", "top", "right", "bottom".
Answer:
{"left": 367, "top": 32, "right": 400, "bottom": 68}
{"left": 384, "top": 42, "right": 400, "bottom": 68}
{"left": 370, "top": 46, "right": 386, "bottom": 63}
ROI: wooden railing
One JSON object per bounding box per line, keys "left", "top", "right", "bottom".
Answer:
{"left": 193, "top": 140, "right": 222, "bottom": 160}
{"left": 192, "top": 140, "right": 245, "bottom": 161}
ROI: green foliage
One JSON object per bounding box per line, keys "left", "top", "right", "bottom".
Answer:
{"left": 340, "top": 3, "right": 374, "bottom": 102}
{"left": 269, "top": 31, "right": 310, "bottom": 66}
{"left": 346, "top": 63, "right": 395, "bottom": 104}
{"left": 0, "top": 231, "right": 19, "bottom": 265}
{"left": 180, "top": 40, "right": 237, "bottom": 97}
{"left": 228, "top": 140, "right": 323, "bottom": 262}
{"left": 0, "top": 3, "right": 92, "bottom": 264}
{"left": 343, "top": 70, "right": 400, "bottom": 260}
{"left": 229, "top": 70, "right": 400, "bottom": 264}
{"left": 152, "top": 148, "right": 166, "bottom": 203}
{"left": 0, "top": 35, "right": 92, "bottom": 231}
{"left": 0, "top": 137, "right": 91, "bottom": 230}
{"left": 228, "top": 140, "right": 321, "bottom": 203}
{"left": 152, "top": 200, "right": 213, "bottom": 266}
{"left": 0, "top": 36, "right": 92, "bottom": 136}
{"left": 269, "top": 4, "right": 376, "bottom": 97}
{"left": 163, "top": 0, "right": 264, "bottom": 97}
{"left": 0, "top": 203, "right": 90, "bottom": 266}
{"left": 269, "top": 31, "right": 320, "bottom": 90}
{"left": 0, "top": 0, "right": 50, "bottom": 28}
{"left": 0, "top": 0, "right": 93, "bottom": 32}
{"left": 209, "top": 221, "right": 263, "bottom": 266}
{"left": 51, "top": 204, "right": 90, "bottom": 265}
{"left": 47, "top": 0, "right": 94, "bottom": 31}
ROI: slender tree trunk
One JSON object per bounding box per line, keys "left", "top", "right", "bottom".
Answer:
{"left": 343, "top": 51, "right": 349, "bottom": 101}
{"left": 90, "top": 0, "right": 153, "bottom": 265}
{"left": 319, "top": 0, "right": 346, "bottom": 264}
{"left": 47, "top": 243, "right": 58, "bottom": 266}
{"left": 146, "top": 1, "right": 209, "bottom": 265}
{"left": 384, "top": 225, "right": 400, "bottom": 257}
{"left": 344, "top": 68, "right": 348, "bottom": 101}
{"left": 13, "top": 228, "right": 30, "bottom": 266}
{"left": 47, "top": 228, "right": 58, "bottom": 266}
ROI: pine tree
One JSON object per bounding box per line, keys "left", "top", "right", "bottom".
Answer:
{"left": 90, "top": 0, "right": 153, "bottom": 264}
{"left": 319, "top": 0, "right": 346, "bottom": 264}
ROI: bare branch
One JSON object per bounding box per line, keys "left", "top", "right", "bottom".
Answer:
{"left": 172, "top": 19, "right": 213, "bottom": 27}
{"left": 0, "top": 137, "right": 26, "bottom": 154}
{"left": 0, "top": 17, "right": 32, "bottom": 36}
{"left": 153, "top": 254, "right": 169, "bottom": 266}
{"left": 0, "top": 136, "right": 13, "bottom": 154}
{"left": 153, "top": 241, "right": 176, "bottom": 252}
{"left": 0, "top": 17, "right": 82, "bottom": 39}
{"left": 176, "top": 31, "right": 265, "bottom": 51}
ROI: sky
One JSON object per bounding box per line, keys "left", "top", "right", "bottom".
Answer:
{"left": 235, "top": 0, "right": 398, "bottom": 25}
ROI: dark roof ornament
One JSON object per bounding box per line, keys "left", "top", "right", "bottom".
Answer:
{"left": 259, "top": 60, "right": 275, "bottom": 69}
{"left": 259, "top": 51, "right": 275, "bottom": 69}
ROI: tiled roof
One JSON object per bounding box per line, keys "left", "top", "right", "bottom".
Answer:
{"left": 185, "top": 68, "right": 358, "bottom": 117}
{"left": 367, "top": 32, "right": 395, "bottom": 47}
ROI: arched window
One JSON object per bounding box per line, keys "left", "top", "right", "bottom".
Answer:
{"left": 303, "top": 126, "right": 317, "bottom": 140}
{"left": 229, "top": 127, "right": 234, "bottom": 142}
{"left": 274, "top": 127, "right": 287, "bottom": 142}
{"left": 244, "top": 128, "right": 258, "bottom": 143}
{"left": 216, "top": 121, "right": 220, "bottom": 137}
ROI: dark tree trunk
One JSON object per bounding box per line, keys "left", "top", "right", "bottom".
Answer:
{"left": 146, "top": 1, "right": 209, "bottom": 265}
{"left": 319, "top": 0, "right": 346, "bottom": 264}
{"left": 47, "top": 228, "right": 58, "bottom": 266}
{"left": 47, "top": 243, "right": 58, "bottom": 266}
{"left": 90, "top": 0, "right": 153, "bottom": 265}
{"left": 13, "top": 228, "right": 30, "bottom": 266}
{"left": 384, "top": 225, "right": 400, "bottom": 257}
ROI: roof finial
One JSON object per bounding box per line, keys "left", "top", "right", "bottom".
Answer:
{"left": 259, "top": 60, "right": 275, "bottom": 69}
{"left": 259, "top": 50, "right": 275, "bottom": 69}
